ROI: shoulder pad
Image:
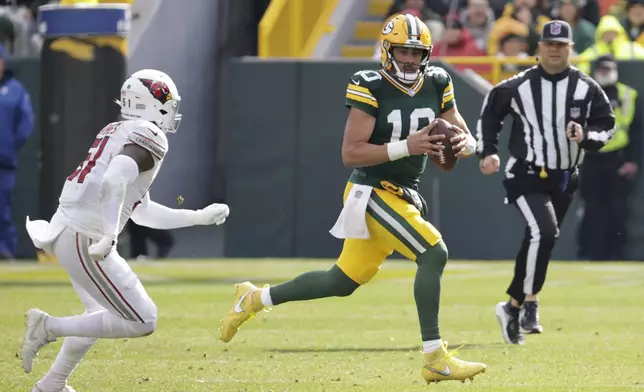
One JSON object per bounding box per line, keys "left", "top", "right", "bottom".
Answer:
{"left": 425, "top": 66, "right": 456, "bottom": 113}
{"left": 424, "top": 66, "right": 451, "bottom": 84}
{"left": 125, "top": 120, "right": 168, "bottom": 160}
{"left": 348, "top": 69, "right": 384, "bottom": 91}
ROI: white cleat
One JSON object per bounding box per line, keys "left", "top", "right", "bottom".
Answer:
{"left": 32, "top": 384, "right": 77, "bottom": 392}
{"left": 22, "top": 308, "right": 57, "bottom": 373}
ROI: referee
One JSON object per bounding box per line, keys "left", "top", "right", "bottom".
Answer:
{"left": 476, "top": 20, "right": 616, "bottom": 345}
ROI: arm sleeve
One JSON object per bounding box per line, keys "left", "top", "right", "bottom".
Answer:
{"left": 580, "top": 82, "right": 617, "bottom": 152}
{"left": 476, "top": 84, "right": 514, "bottom": 157}
{"left": 99, "top": 155, "right": 140, "bottom": 240}
{"left": 344, "top": 71, "right": 379, "bottom": 117}
{"left": 131, "top": 193, "right": 201, "bottom": 229}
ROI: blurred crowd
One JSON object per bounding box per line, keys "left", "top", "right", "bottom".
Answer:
{"left": 0, "top": 0, "right": 51, "bottom": 57}
{"left": 0, "top": 0, "right": 134, "bottom": 58}
{"left": 376, "top": 0, "right": 644, "bottom": 74}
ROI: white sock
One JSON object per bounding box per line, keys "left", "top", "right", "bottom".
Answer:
{"left": 36, "top": 337, "right": 96, "bottom": 392}
{"left": 422, "top": 339, "right": 442, "bottom": 353}
{"left": 46, "top": 311, "right": 155, "bottom": 339}
{"left": 260, "top": 287, "right": 273, "bottom": 307}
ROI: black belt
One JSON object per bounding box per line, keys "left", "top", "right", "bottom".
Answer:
{"left": 349, "top": 170, "right": 428, "bottom": 216}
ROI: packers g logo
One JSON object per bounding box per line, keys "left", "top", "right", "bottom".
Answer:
{"left": 382, "top": 20, "right": 394, "bottom": 35}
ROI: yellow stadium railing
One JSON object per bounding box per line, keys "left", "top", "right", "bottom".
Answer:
{"left": 440, "top": 56, "right": 584, "bottom": 85}
{"left": 259, "top": 0, "right": 339, "bottom": 58}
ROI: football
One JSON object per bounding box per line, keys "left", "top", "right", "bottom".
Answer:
{"left": 428, "top": 118, "right": 459, "bottom": 171}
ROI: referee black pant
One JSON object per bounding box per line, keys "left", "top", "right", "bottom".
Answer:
{"left": 503, "top": 158, "right": 578, "bottom": 304}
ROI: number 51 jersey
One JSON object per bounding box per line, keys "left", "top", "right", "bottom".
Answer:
{"left": 345, "top": 66, "right": 455, "bottom": 189}
{"left": 57, "top": 119, "right": 168, "bottom": 240}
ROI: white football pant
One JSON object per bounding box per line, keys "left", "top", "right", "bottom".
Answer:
{"left": 47, "top": 227, "right": 157, "bottom": 337}
{"left": 32, "top": 225, "right": 158, "bottom": 392}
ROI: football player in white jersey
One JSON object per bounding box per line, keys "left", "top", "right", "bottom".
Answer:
{"left": 20, "top": 69, "right": 230, "bottom": 392}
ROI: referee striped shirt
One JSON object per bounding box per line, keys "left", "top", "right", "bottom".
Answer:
{"left": 475, "top": 65, "right": 616, "bottom": 170}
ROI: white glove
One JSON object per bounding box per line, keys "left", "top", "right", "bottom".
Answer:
{"left": 195, "top": 203, "right": 230, "bottom": 226}
{"left": 88, "top": 237, "right": 115, "bottom": 260}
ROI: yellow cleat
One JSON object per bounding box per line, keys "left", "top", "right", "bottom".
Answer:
{"left": 219, "top": 281, "right": 267, "bottom": 343}
{"left": 421, "top": 341, "right": 487, "bottom": 384}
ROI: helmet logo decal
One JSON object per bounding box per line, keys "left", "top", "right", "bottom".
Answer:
{"left": 382, "top": 20, "right": 394, "bottom": 35}
{"left": 139, "top": 78, "right": 173, "bottom": 104}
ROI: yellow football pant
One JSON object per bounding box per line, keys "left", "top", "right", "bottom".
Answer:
{"left": 336, "top": 181, "right": 443, "bottom": 284}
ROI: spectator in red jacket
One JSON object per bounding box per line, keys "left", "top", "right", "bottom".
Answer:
{"left": 433, "top": 17, "right": 486, "bottom": 56}
{"left": 432, "top": 16, "right": 489, "bottom": 73}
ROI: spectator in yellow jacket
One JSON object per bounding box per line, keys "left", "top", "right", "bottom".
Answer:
{"left": 487, "top": 9, "right": 536, "bottom": 55}
{"left": 488, "top": 0, "right": 550, "bottom": 54}
{"left": 578, "top": 14, "right": 644, "bottom": 73}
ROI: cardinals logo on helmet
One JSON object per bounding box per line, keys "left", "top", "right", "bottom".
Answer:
{"left": 139, "top": 78, "right": 173, "bottom": 104}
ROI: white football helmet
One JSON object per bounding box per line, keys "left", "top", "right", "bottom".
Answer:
{"left": 117, "top": 69, "right": 182, "bottom": 133}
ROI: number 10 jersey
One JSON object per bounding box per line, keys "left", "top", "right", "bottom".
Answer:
{"left": 56, "top": 119, "right": 168, "bottom": 240}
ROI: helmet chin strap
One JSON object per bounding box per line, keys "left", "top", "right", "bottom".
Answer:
{"left": 391, "top": 60, "right": 420, "bottom": 84}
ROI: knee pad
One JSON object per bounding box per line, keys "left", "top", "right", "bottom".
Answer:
{"left": 146, "top": 301, "right": 158, "bottom": 324}
{"left": 138, "top": 302, "right": 158, "bottom": 336}
{"left": 417, "top": 240, "right": 448, "bottom": 271}
{"left": 139, "top": 320, "right": 157, "bottom": 337}
{"left": 132, "top": 298, "right": 158, "bottom": 325}
{"left": 125, "top": 319, "right": 156, "bottom": 337}
{"left": 144, "top": 301, "right": 158, "bottom": 336}
{"left": 328, "top": 265, "right": 360, "bottom": 297}
{"left": 121, "top": 301, "right": 157, "bottom": 337}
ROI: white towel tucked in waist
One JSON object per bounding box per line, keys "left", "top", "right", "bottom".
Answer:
{"left": 329, "top": 184, "right": 372, "bottom": 239}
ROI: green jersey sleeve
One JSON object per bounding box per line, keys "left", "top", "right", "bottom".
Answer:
{"left": 426, "top": 66, "right": 456, "bottom": 113}
{"left": 344, "top": 70, "right": 382, "bottom": 117}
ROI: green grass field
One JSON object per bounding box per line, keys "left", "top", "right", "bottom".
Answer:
{"left": 1, "top": 259, "right": 643, "bottom": 392}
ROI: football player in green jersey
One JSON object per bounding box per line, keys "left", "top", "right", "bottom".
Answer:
{"left": 219, "top": 13, "right": 486, "bottom": 384}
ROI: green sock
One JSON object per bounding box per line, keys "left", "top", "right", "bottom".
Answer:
{"left": 270, "top": 265, "right": 360, "bottom": 306}
{"left": 414, "top": 240, "right": 448, "bottom": 341}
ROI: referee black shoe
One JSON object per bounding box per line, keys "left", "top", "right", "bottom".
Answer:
{"left": 520, "top": 301, "right": 544, "bottom": 334}
{"left": 495, "top": 301, "right": 525, "bottom": 344}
